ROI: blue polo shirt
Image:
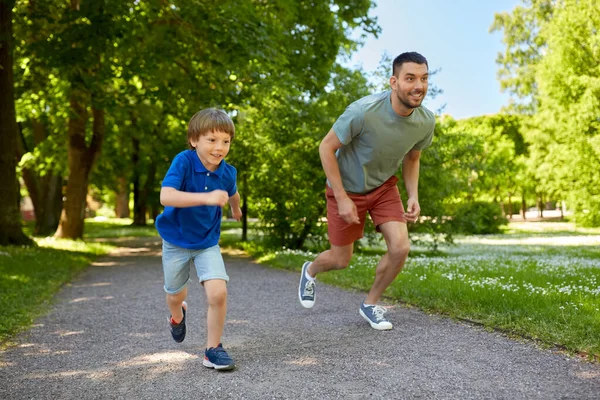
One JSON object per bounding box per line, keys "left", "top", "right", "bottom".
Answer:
{"left": 155, "top": 150, "right": 237, "bottom": 250}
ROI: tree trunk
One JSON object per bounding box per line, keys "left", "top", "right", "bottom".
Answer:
{"left": 241, "top": 174, "right": 247, "bottom": 241}
{"left": 0, "top": 0, "right": 33, "bottom": 245}
{"left": 131, "top": 136, "right": 147, "bottom": 226}
{"left": 115, "top": 176, "right": 130, "bottom": 218}
{"left": 17, "top": 121, "right": 63, "bottom": 235}
{"left": 55, "top": 97, "right": 104, "bottom": 239}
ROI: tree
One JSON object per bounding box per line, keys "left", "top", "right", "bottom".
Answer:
{"left": 492, "top": 0, "right": 600, "bottom": 226}
{"left": 0, "top": 0, "right": 33, "bottom": 245}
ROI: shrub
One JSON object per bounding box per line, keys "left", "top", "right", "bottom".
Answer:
{"left": 452, "top": 201, "right": 508, "bottom": 234}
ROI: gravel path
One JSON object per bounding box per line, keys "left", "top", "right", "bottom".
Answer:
{"left": 1, "top": 237, "right": 599, "bottom": 399}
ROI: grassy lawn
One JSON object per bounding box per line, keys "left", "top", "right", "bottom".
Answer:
{"left": 221, "top": 221, "right": 600, "bottom": 360}
{"left": 0, "top": 218, "right": 157, "bottom": 348}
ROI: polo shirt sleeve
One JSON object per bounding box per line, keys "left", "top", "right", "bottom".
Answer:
{"left": 226, "top": 166, "right": 237, "bottom": 197}
{"left": 332, "top": 102, "right": 365, "bottom": 145}
{"left": 161, "top": 153, "right": 189, "bottom": 190}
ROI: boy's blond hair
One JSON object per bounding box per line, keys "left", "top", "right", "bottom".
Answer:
{"left": 187, "top": 108, "right": 235, "bottom": 148}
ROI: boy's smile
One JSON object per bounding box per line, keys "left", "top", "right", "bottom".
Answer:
{"left": 190, "top": 130, "right": 232, "bottom": 172}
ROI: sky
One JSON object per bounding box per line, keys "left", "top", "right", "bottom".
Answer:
{"left": 346, "top": 0, "right": 521, "bottom": 119}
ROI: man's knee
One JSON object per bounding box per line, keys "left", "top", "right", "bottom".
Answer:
{"left": 388, "top": 240, "right": 410, "bottom": 262}
{"left": 330, "top": 247, "right": 353, "bottom": 269}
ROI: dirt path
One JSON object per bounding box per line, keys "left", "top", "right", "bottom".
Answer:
{"left": 1, "top": 237, "right": 599, "bottom": 399}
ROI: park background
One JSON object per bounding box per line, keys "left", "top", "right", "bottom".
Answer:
{"left": 1, "top": 0, "right": 599, "bottom": 361}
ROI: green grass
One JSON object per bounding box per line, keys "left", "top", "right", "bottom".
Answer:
{"left": 0, "top": 237, "right": 114, "bottom": 347}
{"left": 220, "top": 221, "right": 600, "bottom": 360}
{"left": 1, "top": 217, "right": 158, "bottom": 347}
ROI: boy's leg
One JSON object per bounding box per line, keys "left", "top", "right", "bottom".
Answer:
{"left": 161, "top": 240, "right": 192, "bottom": 340}
{"left": 191, "top": 245, "right": 229, "bottom": 348}
{"left": 166, "top": 286, "right": 188, "bottom": 323}
{"left": 365, "top": 221, "right": 410, "bottom": 304}
{"left": 203, "top": 279, "right": 227, "bottom": 349}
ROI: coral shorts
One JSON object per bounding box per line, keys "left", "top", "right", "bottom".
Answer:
{"left": 326, "top": 176, "right": 406, "bottom": 246}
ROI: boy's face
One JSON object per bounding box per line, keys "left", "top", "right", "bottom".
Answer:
{"left": 190, "top": 130, "right": 232, "bottom": 171}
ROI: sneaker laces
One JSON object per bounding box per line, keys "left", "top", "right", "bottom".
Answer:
{"left": 303, "top": 280, "right": 314, "bottom": 297}
{"left": 371, "top": 305, "right": 387, "bottom": 322}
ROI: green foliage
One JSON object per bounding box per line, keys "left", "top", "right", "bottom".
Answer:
{"left": 493, "top": 0, "right": 600, "bottom": 226}
{"left": 234, "top": 65, "right": 373, "bottom": 249}
{"left": 452, "top": 201, "right": 508, "bottom": 234}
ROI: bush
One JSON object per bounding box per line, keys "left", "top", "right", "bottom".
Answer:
{"left": 452, "top": 201, "right": 508, "bottom": 234}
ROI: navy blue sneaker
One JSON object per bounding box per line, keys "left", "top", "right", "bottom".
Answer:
{"left": 168, "top": 301, "right": 187, "bottom": 343}
{"left": 203, "top": 343, "right": 235, "bottom": 371}
{"left": 359, "top": 303, "right": 393, "bottom": 330}
{"left": 298, "top": 261, "right": 315, "bottom": 308}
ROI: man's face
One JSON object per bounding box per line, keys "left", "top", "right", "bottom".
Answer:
{"left": 390, "top": 62, "right": 429, "bottom": 110}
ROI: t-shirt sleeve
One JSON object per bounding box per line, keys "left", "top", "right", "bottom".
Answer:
{"left": 412, "top": 120, "right": 435, "bottom": 151}
{"left": 332, "top": 102, "right": 365, "bottom": 145}
{"left": 161, "top": 153, "right": 189, "bottom": 190}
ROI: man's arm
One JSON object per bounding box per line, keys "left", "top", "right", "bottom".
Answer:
{"left": 402, "top": 149, "right": 422, "bottom": 222}
{"left": 319, "top": 129, "right": 360, "bottom": 224}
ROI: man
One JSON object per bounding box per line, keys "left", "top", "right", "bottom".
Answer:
{"left": 298, "top": 52, "right": 435, "bottom": 330}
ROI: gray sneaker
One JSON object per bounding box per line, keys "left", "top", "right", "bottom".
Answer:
{"left": 359, "top": 303, "right": 393, "bottom": 330}
{"left": 298, "top": 261, "right": 315, "bottom": 308}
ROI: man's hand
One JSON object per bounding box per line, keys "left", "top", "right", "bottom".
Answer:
{"left": 207, "top": 190, "right": 229, "bottom": 207}
{"left": 337, "top": 195, "right": 360, "bottom": 225}
{"left": 404, "top": 196, "right": 421, "bottom": 223}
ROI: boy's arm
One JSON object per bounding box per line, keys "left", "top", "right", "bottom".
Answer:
{"left": 228, "top": 191, "right": 242, "bottom": 222}
{"left": 160, "top": 187, "right": 228, "bottom": 208}
{"left": 401, "top": 149, "right": 421, "bottom": 222}
{"left": 319, "top": 129, "right": 360, "bottom": 225}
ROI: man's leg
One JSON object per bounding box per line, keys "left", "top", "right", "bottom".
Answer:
{"left": 365, "top": 221, "right": 410, "bottom": 304}
{"left": 298, "top": 244, "right": 354, "bottom": 308}
{"left": 308, "top": 243, "right": 354, "bottom": 276}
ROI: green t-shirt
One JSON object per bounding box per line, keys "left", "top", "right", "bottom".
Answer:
{"left": 331, "top": 90, "right": 435, "bottom": 194}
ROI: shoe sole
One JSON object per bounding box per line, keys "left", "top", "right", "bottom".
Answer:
{"left": 203, "top": 359, "right": 235, "bottom": 371}
{"left": 359, "top": 309, "right": 393, "bottom": 330}
{"left": 298, "top": 262, "right": 315, "bottom": 309}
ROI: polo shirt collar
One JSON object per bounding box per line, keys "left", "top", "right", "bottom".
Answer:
{"left": 190, "top": 150, "right": 225, "bottom": 177}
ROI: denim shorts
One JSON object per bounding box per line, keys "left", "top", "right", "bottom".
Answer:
{"left": 161, "top": 240, "right": 229, "bottom": 294}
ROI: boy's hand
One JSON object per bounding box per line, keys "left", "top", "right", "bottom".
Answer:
{"left": 206, "top": 190, "right": 229, "bottom": 207}
{"left": 231, "top": 207, "right": 242, "bottom": 222}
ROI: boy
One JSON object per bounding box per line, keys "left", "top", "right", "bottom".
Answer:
{"left": 155, "top": 108, "right": 242, "bottom": 370}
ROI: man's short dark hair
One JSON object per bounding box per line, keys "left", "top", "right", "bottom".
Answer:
{"left": 392, "top": 52, "right": 428, "bottom": 76}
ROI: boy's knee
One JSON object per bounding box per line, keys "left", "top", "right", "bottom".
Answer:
{"left": 206, "top": 287, "right": 227, "bottom": 306}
